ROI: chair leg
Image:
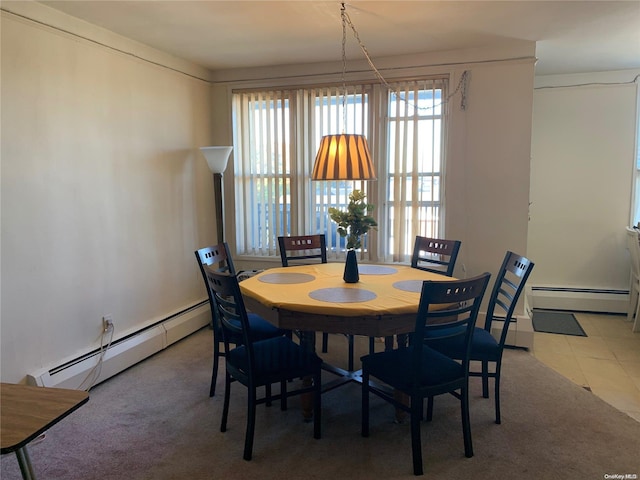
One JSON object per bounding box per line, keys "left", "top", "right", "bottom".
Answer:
{"left": 347, "top": 335, "right": 355, "bottom": 371}
{"left": 280, "top": 380, "right": 288, "bottom": 411}
{"left": 628, "top": 283, "right": 639, "bottom": 322}
{"left": 425, "top": 396, "right": 434, "bottom": 422}
{"left": 322, "top": 332, "right": 329, "bottom": 353}
{"left": 634, "top": 291, "right": 640, "bottom": 332}
{"left": 243, "top": 389, "right": 257, "bottom": 461}
{"left": 220, "top": 373, "right": 231, "bottom": 432}
{"left": 361, "top": 371, "right": 370, "bottom": 437}
{"left": 384, "top": 336, "right": 394, "bottom": 351}
{"left": 368, "top": 336, "right": 375, "bottom": 355}
{"left": 313, "top": 371, "right": 322, "bottom": 439}
{"left": 410, "top": 398, "right": 424, "bottom": 476}
{"left": 461, "top": 386, "right": 474, "bottom": 458}
{"left": 494, "top": 364, "right": 502, "bottom": 424}
{"left": 265, "top": 384, "right": 272, "bottom": 407}
{"left": 481, "top": 361, "right": 489, "bottom": 398}
{"left": 210, "top": 340, "right": 221, "bottom": 397}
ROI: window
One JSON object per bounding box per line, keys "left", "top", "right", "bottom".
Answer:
{"left": 387, "top": 81, "right": 445, "bottom": 262}
{"left": 232, "top": 77, "right": 447, "bottom": 262}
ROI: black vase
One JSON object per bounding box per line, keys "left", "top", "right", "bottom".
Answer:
{"left": 343, "top": 249, "right": 359, "bottom": 283}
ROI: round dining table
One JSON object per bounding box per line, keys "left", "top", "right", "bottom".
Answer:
{"left": 239, "top": 262, "right": 455, "bottom": 420}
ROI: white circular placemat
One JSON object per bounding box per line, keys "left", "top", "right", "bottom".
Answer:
{"left": 358, "top": 265, "right": 397, "bottom": 275}
{"left": 393, "top": 280, "right": 424, "bottom": 293}
{"left": 258, "top": 273, "right": 315, "bottom": 284}
{"left": 309, "top": 287, "right": 377, "bottom": 303}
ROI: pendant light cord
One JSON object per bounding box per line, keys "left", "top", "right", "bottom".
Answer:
{"left": 341, "top": 3, "right": 348, "bottom": 132}
{"left": 341, "top": 3, "right": 469, "bottom": 111}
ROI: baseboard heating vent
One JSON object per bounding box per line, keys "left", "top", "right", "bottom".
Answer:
{"left": 27, "top": 302, "right": 210, "bottom": 390}
{"left": 527, "top": 286, "right": 628, "bottom": 314}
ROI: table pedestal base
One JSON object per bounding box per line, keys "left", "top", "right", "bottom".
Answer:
{"left": 298, "top": 332, "right": 406, "bottom": 423}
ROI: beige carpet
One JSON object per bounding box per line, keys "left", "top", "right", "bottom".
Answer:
{"left": 2, "top": 328, "right": 639, "bottom": 479}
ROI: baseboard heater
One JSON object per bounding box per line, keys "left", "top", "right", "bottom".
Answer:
{"left": 527, "top": 286, "right": 628, "bottom": 314}
{"left": 27, "top": 301, "right": 210, "bottom": 390}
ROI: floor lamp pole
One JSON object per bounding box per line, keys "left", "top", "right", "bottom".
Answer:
{"left": 213, "top": 173, "right": 224, "bottom": 244}
{"left": 199, "top": 146, "right": 232, "bottom": 246}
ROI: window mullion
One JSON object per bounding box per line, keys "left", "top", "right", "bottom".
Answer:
{"left": 257, "top": 92, "right": 268, "bottom": 256}
{"left": 411, "top": 83, "right": 421, "bottom": 253}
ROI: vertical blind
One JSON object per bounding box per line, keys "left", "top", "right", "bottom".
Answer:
{"left": 387, "top": 79, "right": 446, "bottom": 263}
{"left": 232, "top": 77, "right": 447, "bottom": 262}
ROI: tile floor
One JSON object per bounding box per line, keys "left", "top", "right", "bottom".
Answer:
{"left": 530, "top": 312, "right": 640, "bottom": 422}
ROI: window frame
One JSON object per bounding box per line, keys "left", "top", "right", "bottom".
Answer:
{"left": 231, "top": 76, "right": 449, "bottom": 263}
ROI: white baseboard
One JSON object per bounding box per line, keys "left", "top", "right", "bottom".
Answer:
{"left": 26, "top": 303, "right": 210, "bottom": 390}
{"left": 527, "top": 286, "right": 628, "bottom": 314}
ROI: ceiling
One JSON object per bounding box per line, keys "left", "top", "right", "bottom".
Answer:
{"left": 37, "top": 1, "right": 640, "bottom": 76}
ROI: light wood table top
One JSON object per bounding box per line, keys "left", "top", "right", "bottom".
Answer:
{"left": 1, "top": 383, "right": 89, "bottom": 453}
{"left": 240, "top": 263, "right": 454, "bottom": 337}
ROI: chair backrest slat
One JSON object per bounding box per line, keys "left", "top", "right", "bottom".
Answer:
{"left": 278, "top": 234, "right": 327, "bottom": 267}
{"left": 414, "top": 273, "right": 492, "bottom": 382}
{"left": 202, "top": 265, "right": 255, "bottom": 370}
{"left": 484, "top": 251, "right": 535, "bottom": 346}
{"left": 195, "top": 243, "right": 237, "bottom": 330}
{"left": 195, "top": 243, "right": 236, "bottom": 276}
{"left": 410, "top": 236, "right": 461, "bottom": 277}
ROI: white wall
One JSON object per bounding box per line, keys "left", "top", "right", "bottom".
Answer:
{"left": 446, "top": 63, "right": 534, "bottom": 281}
{"left": 529, "top": 70, "right": 639, "bottom": 309}
{"left": 1, "top": 5, "right": 217, "bottom": 383}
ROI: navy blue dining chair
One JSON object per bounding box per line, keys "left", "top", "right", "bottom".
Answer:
{"left": 203, "top": 266, "right": 322, "bottom": 461}
{"left": 195, "top": 243, "right": 286, "bottom": 397}
{"left": 361, "top": 272, "right": 491, "bottom": 476}
{"left": 426, "top": 251, "right": 534, "bottom": 424}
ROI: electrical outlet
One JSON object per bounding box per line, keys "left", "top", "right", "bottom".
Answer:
{"left": 102, "top": 315, "right": 114, "bottom": 332}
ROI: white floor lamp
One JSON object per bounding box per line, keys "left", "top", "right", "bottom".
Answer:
{"left": 199, "top": 146, "right": 233, "bottom": 244}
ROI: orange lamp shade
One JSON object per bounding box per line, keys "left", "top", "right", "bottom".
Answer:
{"left": 312, "top": 134, "right": 376, "bottom": 181}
